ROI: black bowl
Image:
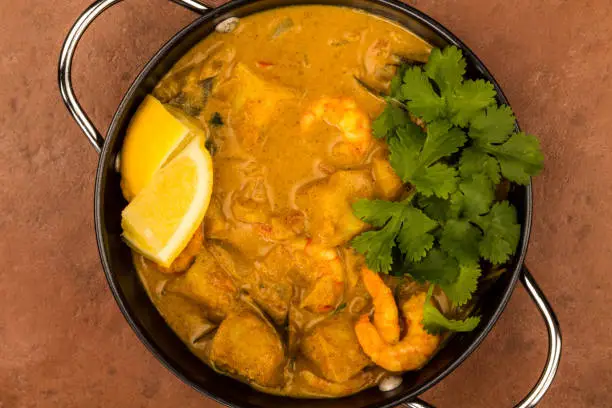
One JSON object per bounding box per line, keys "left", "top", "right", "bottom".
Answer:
{"left": 94, "top": 1, "right": 531, "bottom": 407}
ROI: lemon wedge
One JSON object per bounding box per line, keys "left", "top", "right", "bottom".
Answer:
{"left": 121, "top": 138, "right": 213, "bottom": 267}
{"left": 120, "top": 95, "right": 206, "bottom": 200}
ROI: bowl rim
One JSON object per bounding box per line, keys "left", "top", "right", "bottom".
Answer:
{"left": 94, "top": 1, "right": 533, "bottom": 406}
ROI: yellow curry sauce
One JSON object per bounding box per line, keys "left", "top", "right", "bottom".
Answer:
{"left": 132, "top": 5, "right": 435, "bottom": 398}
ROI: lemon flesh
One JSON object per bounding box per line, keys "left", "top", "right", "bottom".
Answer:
{"left": 121, "top": 139, "right": 213, "bottom": 267}
{"left": 120, "top": 95, "right": 206, "bottom": 200}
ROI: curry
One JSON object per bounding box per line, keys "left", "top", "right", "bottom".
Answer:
{"left": 127, "top": 5, "right": 441, "bottom": 398}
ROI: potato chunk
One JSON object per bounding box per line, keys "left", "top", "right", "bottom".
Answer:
{"left": 301, "top": 317, "right": 370, "bottom": 383}
{"left": 210, "top": 310, "right": 285, "bottom": 386}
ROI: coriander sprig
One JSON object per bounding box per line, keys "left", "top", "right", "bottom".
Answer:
{"left": 352, "top": 45, "right": 544, "bottom": 333}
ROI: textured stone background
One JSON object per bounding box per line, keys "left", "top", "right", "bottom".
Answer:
{"left": 1, "top": 0, "right": 611, "bottom": 407}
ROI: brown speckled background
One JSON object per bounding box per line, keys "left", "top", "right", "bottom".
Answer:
{"left": 1, "top": 0, "right": 611, "bottom": 407}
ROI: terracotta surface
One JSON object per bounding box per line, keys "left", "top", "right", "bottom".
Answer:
{"left": 1, "top": 0, "right": 611, "bottom": 407}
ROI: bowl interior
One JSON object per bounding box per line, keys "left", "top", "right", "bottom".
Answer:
{"left": 95, "top": 1, "right": 531, "bottom": 407}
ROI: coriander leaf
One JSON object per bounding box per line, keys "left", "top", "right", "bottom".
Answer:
{"left": 459, "top": 174, "right": 495, "bottom": 216}
{"left": 395, "top": 122, "right": 426, "bottom": 150}
{"left": 209, "top": 112, "right": 224, "bottom": 127}
{"left": 439, "top": 219, "right": 482, "bottom": 264}
{"left": 396, "top": 208, "right": 438, "bottom": 262}
{"left": 447, "top": 79, "right": 497, "bottom": 127}
{"left": 400, "top": 66, "right": 445, "bottom": 122}
{"left": 420, "top": 121, "right": 467, "bottom": 166}
{"left": 482, "top": 132, "right": 544, "bottom": 185}
{"left": 459, "top": 147, "right": 501, "bottom": 184}
{"left": 360, "top": 46, "right": 543, "bottom": 280}
{"left": 352, "top": 219, "right": 401, "bottom": 273}
{"left": 425, "top": 46, "right": 466, "bottom": 96}
{"left": 417, "top": 195, "right": 452, "bottom": 221}
{"left": 390, "top": 65, "right": 409, "bottom": 99}
{"left": 422, "top": 286, "right": 481, "bottom": 334}
{"left": 389, "top": 129, "right": 421, "bottom": 180}
{"left": 352, "top": 199, "right": 406, "bottom": 227}
{"left": 407, "top": 249, "right": 459, "bottom": 284}
{"left": 440, "top": 262, "right": 481, "bottom": 306}
{"left": 332, "top": 302, "right": 347, "bottom": 314}
{"left": 418, "top": 191, "right": 465, "bottom": 221}
{"left": 474, "top": 202, "right": 521, "bottom": 264}
{"left": 448, "top": 190, "right": 465, "bottom": 219}
{"left": 372, "top": 104, "right": 409, "bottom": 139}
{"left": 398, "top": 231, "right": 435, "bottom": 263}
{"left": 388, "top": 117, "right": 462, "bottom": 200}
{"left": 469, "top": 105, "right": 515, "bottom": 143}
{"left": 352, "top": 201, "right": 438, "bottom": 267}
{"left": 411, "top": 163, "right": 459, "bottom": 198}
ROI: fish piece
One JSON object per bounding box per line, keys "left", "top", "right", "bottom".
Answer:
{"left": 165, "top": 247, "right": 237, "bottom": 322}
{"left": 301, "top": 317, "right": 370, "bottom": 383}
{"left": 210, "top": 310, "right": 286, "bottom": 386}
{"left": 296, "top": 170, "right": 374, "bottom": 247}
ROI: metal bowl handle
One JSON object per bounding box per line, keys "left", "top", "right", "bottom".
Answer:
{"left": 58, "top": 0, "right": 209, "bottom": 154}
{"left": 403, "top": 267, "right": 562, "bottom": 408}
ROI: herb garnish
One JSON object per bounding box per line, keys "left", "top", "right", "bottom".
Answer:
{"left": 352, "top": 46, "right": 544, "bottom": 333}
{"left": 209, "top": 112, "right": 224, "bottom": 127}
